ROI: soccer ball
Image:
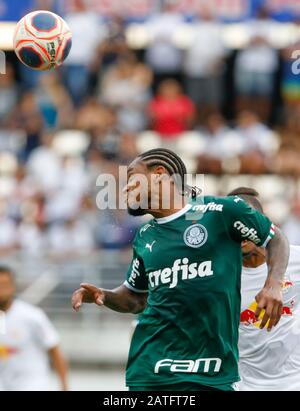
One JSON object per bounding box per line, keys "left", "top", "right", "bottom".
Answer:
{"left": 13, "top": 10, "right": 72, "bottom": 70}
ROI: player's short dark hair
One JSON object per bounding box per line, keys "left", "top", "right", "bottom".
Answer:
{"left": 227, "top": 187, "right": 264, "bottom": 213}
{"left": 0, "top": 265, "right": 14, "bottom": 280}
{"left": 138, "top": 148, "right": 198, "bottom": 198}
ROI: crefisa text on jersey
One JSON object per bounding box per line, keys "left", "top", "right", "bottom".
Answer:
{"left": 103, "top": 395, "right": 196, "bottom": 407}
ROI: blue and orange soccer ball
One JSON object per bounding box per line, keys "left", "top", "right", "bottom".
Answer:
{"left": 13, "top": 10, "right": 72, "bottom": 70}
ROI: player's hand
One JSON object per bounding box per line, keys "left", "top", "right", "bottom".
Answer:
{"left": 255, "top": 284, "right": 283, "bottom": 331}
{"left": 72, "top": 283, "right": 105, "bottom": 312}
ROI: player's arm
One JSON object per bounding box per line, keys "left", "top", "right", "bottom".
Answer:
{"left": 72, "top": 283, "right": 147, "bottom": 314}
{"left": 48, "top": 345, "right": 68, "bottom": 391}
{"left": 72, "top": 237, "right": 148, "bottom": 314}
{"left": 225, "top": 196, "right": 289, "bottom": 331}
{"left": 256, "top": 226, "right": 289, "bottom": 330}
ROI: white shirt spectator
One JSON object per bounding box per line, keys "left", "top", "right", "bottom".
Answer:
{"left": 60, "top": 159, "right": 89, "bottom": 198}
{"left": 45, "top": 159, "right": 88, "bottom": 223}
{"left": 205, "top": 127, "right": 244, "bottom": 159}
{"left": 235, "top": 43, "right": 278, "bottom": 75}
{"left": 237, "top": 122, "right": 278, "bottom": 155}
{"left": 184, "top": 21, "right": 226, "bottom": 77}
{"left": 246, "top": 18, "right": 287, "bottom": 49}
{"left": 0, "top": 300, "right": 59, "bottom": 391}
{"left": 145, "top": 11, "right": 183, "bottom": 73}
{"left": 47, "top": 220, "right": 94, "bottom": 256}
{"left": 45, "top": 190, "right": 82, "bottom": 223}
{"left": 283, "top": 216, "right": 300, "bottom": 246}
{"left": 0, "top": 217, "right": 17, "bottom": 250}
{"left": 64, "top": 12, "right": 107, "bottom": 66}
{"left": 17, "top": 222, "right": 48, "bottom": 257}
{"left": 27, "top": 146, "right": 62, "bottom": 192}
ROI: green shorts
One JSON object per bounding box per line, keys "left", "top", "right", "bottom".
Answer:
{"left": 128, "top": 382, "right": 235, "bottom": 391}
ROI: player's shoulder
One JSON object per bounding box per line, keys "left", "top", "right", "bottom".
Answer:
{"left": 134, "top": 219, "right": 156, "bottom": 244}
{"left": 13, "top": 299, "right": 46, "bottom": 320}
{"left": 190, "top": 195, "right": 245, "bottom": 212}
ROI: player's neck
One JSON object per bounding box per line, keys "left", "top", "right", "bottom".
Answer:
{"left": 150, "top": 199, "right": 188, "bottom": 219}
{"left": 0, "top": 299, "right": 13, "bottom": 312}
{"left": 150, "top": 192, "right": 188, "bottom": 219}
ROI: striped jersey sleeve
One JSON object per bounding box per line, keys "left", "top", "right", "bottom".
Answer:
{"left": 223, "top": 196, "right": 275, "bottom": 248}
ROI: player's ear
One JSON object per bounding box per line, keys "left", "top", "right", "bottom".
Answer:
{"left": 152, "top": 166, "right": 169, "bottom": 184}
{"left": 154, "top": 165, "right": 167, "bottom": 175}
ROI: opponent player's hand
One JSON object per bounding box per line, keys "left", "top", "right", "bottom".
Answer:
{"left": 72, "top": 283, "right": 105, "bottom": 312}
{"left": 255, "top": 284, "right": 283, "bottom": 331}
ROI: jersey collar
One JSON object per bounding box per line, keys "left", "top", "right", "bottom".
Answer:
{"left": 155, "top": 203, "right": 193, "bottom": 224}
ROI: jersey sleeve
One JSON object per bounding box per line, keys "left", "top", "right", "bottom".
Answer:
{"left": 33, "top": 309, "right": 60, "bottom": 350}
{"left": 224, "top": 196, "right": 275, "bottom": 247}
{"left": 124, "top": 245, "right": 148, "bottom": 293}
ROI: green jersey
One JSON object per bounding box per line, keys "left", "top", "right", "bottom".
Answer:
{"left": 124, "top": 195, "right": 275, "bottom": 389}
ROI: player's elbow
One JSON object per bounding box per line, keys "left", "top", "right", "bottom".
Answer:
{"left": 132, "top": 304, "right": 146, "bottom": 315}
{"left": 131, "top": 294, "right": 147, "bottom": 314}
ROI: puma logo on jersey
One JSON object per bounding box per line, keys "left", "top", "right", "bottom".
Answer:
{"left": 145, "top": 241, "right": 156, "bottom": 252}
{"left": 148, "top": 258, "right": 213, "bottom": 289}
{"left": 154, "top": 358, "right": 222, "bottom": 374}
{"left": 234, "top": 196, "right": 242, "bottom": 203}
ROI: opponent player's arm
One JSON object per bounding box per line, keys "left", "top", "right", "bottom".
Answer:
{"left": 227, "top": 196, "right": 289, "bottom": 331}
{"left": 255, "top": 226, "right": 289, "bottom": 330}
{"left": 72, "top": 283, "right": 147, "bottom": 314}
{"left": 48, "top": 345, "right": 69, "bottom": 391}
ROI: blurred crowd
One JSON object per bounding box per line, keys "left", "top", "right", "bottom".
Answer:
{"left": 1, "top": 3, "right": 300, "bottom": 256}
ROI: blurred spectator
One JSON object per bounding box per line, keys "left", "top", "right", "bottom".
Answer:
{"left": 275, "top": 111, "right": 300, "bottom": 175}
{"left": 11, "top": 92, "right": 43, "bottom": 161}
{"left": 236, "top": 111, "right": 278, "bottom": 174}
{"left": 44, "top": 157, "right": 88, "bottom": 224}
{"left": 281, "top": 43, "right": 300, "bottom": 116}
{"left": 148, "top": 79, "right": 195, "bottom": 138}
{"left": 235, "top": 36, "right": 278, "bottom": 121}
{"left": 0, "top": 64, "right": 18, "bottom": 126}
{"left": 17, "top": 210, "right": 48, "bottom": 258}
{"left": 47, "top": 216, "right": 95, "bottom": 258}
{"left": 0, "top": 200, "right": 17, "bottom": 257}
{"left": 63, "top": 0, "right": 107, "bottom": 105}
{"left": 34, "top": 73, "right": 74, "bottom": 129}
{"left": 27, "top": 132, "right": 62, "bottom": 193}
{"left": 196, "top": 113, "right": 241, "bottom": 174}
{"left": 7, "top": 165, "right": 39, "bottom": 221}
{"left": 145, "top": 3, "right": 184, "bottom": 86}
{"left": 236, "top": 111, "right": 278, "bottom": 153}
{"left": 184, "top": 9, "right": 227, "bottom": 117}
{"left": 246, "top": 6, "right": 283, "bottom": 47}
{"left": 99, "top": 54, "right": 152, "bottom": 132}
{"left": 90, "top": 16, "right": 129, "bottom": 86}
{"left": 76, "top": 98, "right": 116, "bottom": 138}
{"left": 283, "top": 201, "right": 300, "bottom": 245}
